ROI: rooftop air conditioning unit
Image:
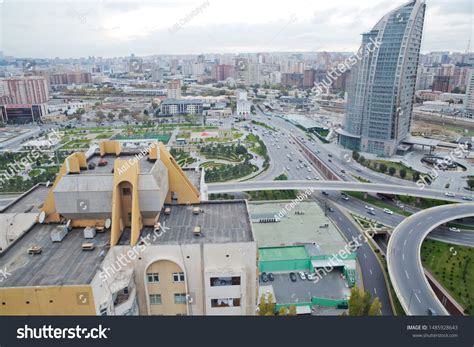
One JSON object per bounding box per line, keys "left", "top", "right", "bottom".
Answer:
{"left": 51, "top": 226, "right": 68, "bottom": 242}
{"left": 193, "top": 226, "right": 201, "bottom": 236}
{"left": 82, "top": 243, "right": 95, "bottom": 251}
{"left": 192, "top": 207, "right": 200, "bottom": 215}
{"left": 164, "top": 207, "right": 171, "bottom": 215}
{"left": 27, "top": 246, "right": 42, "bottom": 255}
{"left": 84, "top": 227, "right": 97, "bottom": 239}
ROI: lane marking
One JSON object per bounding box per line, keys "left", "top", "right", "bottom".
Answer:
{"left": 405, "top": 270, "right": 410, "bottom": 279}
{"left": 369, "top": 269, "right": 373, "bottom": 275}
{"left": 404, "top": 239, "right": 407, "bottom": 246}
{"left": 374, "top": 288, "right": 377, "bottom": 295}
{"left": 402, "top": 253, "right": 405, "bottom": 261}
{"left": 414, "top": 292, "right": 421, "bottom": 303}
{"left": 363, "top": 253, "right": 367, "bottom": 259}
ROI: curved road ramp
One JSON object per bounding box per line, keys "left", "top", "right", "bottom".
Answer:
{"left": 387, "top": 203, "right": 474, "bottom": 316}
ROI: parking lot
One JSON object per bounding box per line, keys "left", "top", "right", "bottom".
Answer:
{"left": 260, "top": 269, "right": 350, "bottom": 305}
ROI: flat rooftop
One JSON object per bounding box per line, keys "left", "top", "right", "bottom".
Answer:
{"left": 0, "top": 224, "right": 109, "bottom": 287}
{"left": 249, "top": 201, "right": 347, "bottom": 255}
{"left": 0, "top": 185, "right": 50, "bottom": 214}
{"left": 119, "top": 200, "right": 253, "bottom": 245}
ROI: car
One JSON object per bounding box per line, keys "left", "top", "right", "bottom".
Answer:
{"left": 449, "top": 227, "right": 461, "bottom": 233}
{"left": 289, "top": 272, "right": 297, "bottom": 282}
{"left": 356, "top": 168, "right": 362, "bottom": 173}
{"left": 327, "top": 207, "right": 334, "bottom": 212}
{"left": 427, "top": 308, "right": 436, "bottom": 316}
{"left": 307, "top": 168, "right": 312, "bottom": 172}
{"left": 445, "top": 192, "right": 456, "bottom": 197}
{"left": 307, "top": 273, "right": 317, "bottom": 280}
{"left": 341, "top": 169, "right": 346, "bottom": 173}
{"left": 328, "top": 159, "right": 332, "bottom": 162}
{"left": 306, "top": 176, "right": 311, "bottom": 180}
{"left": 87, "top": 162, "right": 96, "bottom": 170}
{"left": 268, "top": 273, "right": 274, "bottom": 281}
{"left": 367, "top": 210, "right": 376, "bottom": 216}
{"left": 462, "top": 196, "right": 473, "bottom": 201}
{"left": 322, "top": 191, "right": 329, "bottom": 196}
{"left": 383, "top": 208, "right": 393, "bottom": 215}
{"left": 342, "top": 195, "right": 349, "bottom": 201}
{"left": 298, "top": 271, "right": 306, "bottom": 280}
{"left": 314, "top": 177, "right": 320, "bottom": 180}
{"left": 260, "top": 272, "right": 268, "bottom": 282}
{"left": 328, "top": 154, "right": 333, "bottom": 157}
{"left": 364, "top": 205, "right": 375, "bottom": 211}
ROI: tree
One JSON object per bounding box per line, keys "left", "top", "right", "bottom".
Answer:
{"left": 412, "top": 171, "right": 420, "bottom": 182}
{"left": 379, "top": 163, "right": 387, "bottom": 173}
{"left": 278, "top": 307, "right": 288, "bottom": 316}
{"left": 352, "top": 151, "right": 360, "bottom": 161}
{"left": 348, "top": 287, "right": 381, "bottom": 316}
{"left": 288, "top": 305, "right": 297, "bottom": 316}
{"left": 359, "top": 156, "right": 365, "bottom": 164}
{"left": 96, "top": 111, "right": 105, "bottom": 121}
{"left": 467, "top": 178, "right": 474, "bottom": 191}
{"left": 400, "top": 168, "right": 407, "bottom": 179}
{"left": 258, "top": 293, "right": 275, "bottom": 316}
{"left": 368, "top": 298, "right": 382, "bottom": 316}
{"left": 388, "top": 167, "right": 396, "bottom": 176}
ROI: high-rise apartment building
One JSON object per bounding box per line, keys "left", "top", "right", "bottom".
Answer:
{"left": 0, "top": 76, "right": 49, "bottom": 105}
{"left": 167, "top": 80, "right": 182, "bottom": 99}
{"left": 338, "top": 0, "right": 426, "bottom": 156}
{"left": 465, "top": 69, "right": 474, "bottom": 112}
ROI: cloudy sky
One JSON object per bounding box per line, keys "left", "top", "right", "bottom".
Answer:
{"left": 0, "top": 0, "right": 472, "bottom": 58}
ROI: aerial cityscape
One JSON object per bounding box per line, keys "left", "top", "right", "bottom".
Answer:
{"left": 0, "top": 0, "right": 473, "bottom": 331}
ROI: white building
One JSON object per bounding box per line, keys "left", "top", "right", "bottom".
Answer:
{"left": 465, "top": 69, "right": 474, "bottom": 112}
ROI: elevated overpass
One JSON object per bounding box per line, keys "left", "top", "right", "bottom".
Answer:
{"left": 206, "top": 180, "right": 468, "bottom": 203}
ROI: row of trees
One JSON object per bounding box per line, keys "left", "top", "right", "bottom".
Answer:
{"left": 352, "top": 151, "right": 418, "bottom": 180}
{"left": 345, "top": 287, "right": 382, "bottom": 316}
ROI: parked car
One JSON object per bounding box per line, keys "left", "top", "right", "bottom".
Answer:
{"left": 268, "top": 273, "right": 274, "bottom": 281}
{"left": 87, "top": 162, "right": 96, "bottom": 170}
{"left": 383, "top": 208, "right": 393, "bottom": 215}
{"left": 261, "top": 272, "right": 268, "bottom": 282}
{"left": 307, "top": 273, "right": 317, "bottom": 281}
{"left": 289, "top": 272, "right": 297, "bottom": 282}
{"left": 298, "top": 271, "right": 306, "bottom": 280}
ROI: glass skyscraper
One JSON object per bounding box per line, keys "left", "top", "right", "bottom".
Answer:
{"left": 337, "top": 0, "right": 426, "bottom": 156}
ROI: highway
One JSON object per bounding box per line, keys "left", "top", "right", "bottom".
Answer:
{"left": 324, "top": 200, "right": 393, "bottom": 315}
{"left": 387, "top": 203, "right": 474, "bottom": 315}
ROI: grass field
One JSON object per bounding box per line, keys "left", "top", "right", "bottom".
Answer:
{"left": 421, "top": 239, "right": 474, "bottom": 315}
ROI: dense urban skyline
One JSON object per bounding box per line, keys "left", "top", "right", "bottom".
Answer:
{"left": 1, "top": 0, "right": 472, "bottom": 58}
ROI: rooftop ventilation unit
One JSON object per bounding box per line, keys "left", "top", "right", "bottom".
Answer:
{"left": 192, "top": 207, "right": 200, "bottom": 215}
{"left": 27, "top": 246, "right": 42, "bottom": 255}
{"left": 259, "top": 218, "right": 278, "bottom": 223}
{"left": 51, "top": 226, "right": 68, "bottom": 242}
{"left": 193, "top": 226, "right": 202, "bottom": 236}
{"left": 84, "top": 227, "right": 97, "bottom": 239}
{"left": 82, "top": 243, "right": 95, "bottom": 251}
{"left": 164, "top": 207, "right": 171, "bottom": 215}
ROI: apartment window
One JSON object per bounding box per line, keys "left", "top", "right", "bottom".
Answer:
{"left": 210, "top": 276, "right": 241, "bottom": 287}
{"left": 147, "top": 273, "right": 159, "bottom": 283}
{"left": 149, "top": 294, "right": 162, "bottom": 305}
{"left": 173, "top": 272, "right": 185, "bottom": 282}
{"left": 211, "top": 298, "right": 241, "bottom": 308}
{"left": 174, "top": 293, "right": 187, "bottom": 304}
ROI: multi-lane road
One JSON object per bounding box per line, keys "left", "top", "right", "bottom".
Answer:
{"left": 387, "top": 203, "right": 474, "bottom": 315}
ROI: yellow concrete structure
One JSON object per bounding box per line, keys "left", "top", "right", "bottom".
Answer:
{"left": 0, "top": 285, "right": 96, "bottom": 315}
{"left": 158, "top": 143, "right": 200, "bottom": 204}
{"left": 99, "top": 140, "right": 121, "bottom": 156}
{"left": 41, "top": 152, "right": 87, "bottom": 223}
{"left": 110, "top": 159, "right": 143, "bottom": 246}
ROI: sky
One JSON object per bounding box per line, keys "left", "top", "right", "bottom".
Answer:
{"left": 0, "top": 0, "right": 472, "bottom": 58}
